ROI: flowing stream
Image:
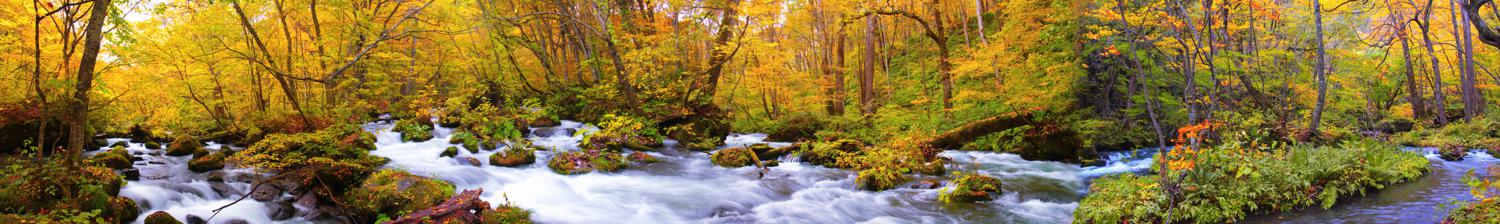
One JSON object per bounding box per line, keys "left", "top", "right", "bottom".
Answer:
{"left": 96, "top": 121, "right": 1494, "bottom": 223}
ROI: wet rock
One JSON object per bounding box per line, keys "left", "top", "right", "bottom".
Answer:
{"left": 761, "top": 160, "right": 779, "bottom": 167}
{"left": 856, "top": 168, "right": 906, "bottom": 191}
{"left": 251, "top": 184, "right": 283, "bottom": 202}
{"left": 913, "top": 180, "right": 942, "bottom": 189}
{"left": 112, "top": 197, "right": 140, "bottom": 222}
{"left": 210, "top": 182, "right": 240, "bottom": 196}
{"left": 90, "top": 151, "right": 133, "bottom": 170}
{"left": 628, "top": 151, "right": 659, "bottom": 163}
{"left": 548, "top": 150, "right": 628, "bottom": 174}
{"left": 122, "top": 168, "right": 141, "bottom": 181}
{"left": 459, "top": 156, "right": 483, "bottom": 167}
{"left": 266, "top": 200, "right": 295, "bottom": 221}
{"left": 145, "top": 141, "right": 163, "bottom": 150}
{"left": 185, "top": 214, "right": 206, "bottom": 224}
{"left": 148, "top": 161, "right": 167, "bottom": 165}
{"left": 295, "top": 192, "right": 318, "bottom": 210}
{"left": 148, "top": 151, "right": 163, "bottom": 156}
{"left": 206, "top": 171, "right": 225, "bottom": 182}
{"left": 110, "top": 141, "right": 130, "bottom": 148}
{"left": 192, "top": 147, "right": 210, "bottom": 158}
{"left": 144, "top": 211, "right": 181, "bottom": 224}
{"left": 223, "top": 219, "right": 250, "bottom": 224}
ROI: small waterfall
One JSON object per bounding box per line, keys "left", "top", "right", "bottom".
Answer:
{"left": 97, "top": 140, "right": 282, "bottom": 224}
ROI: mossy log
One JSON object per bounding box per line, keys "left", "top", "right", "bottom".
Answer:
{"left": 383, "top": 189, "right": 488, "bottom": 224}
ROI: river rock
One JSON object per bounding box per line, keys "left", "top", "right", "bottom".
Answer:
{"left": 267, "top": 200, "right": 295, "bottom": 221}
{"left": 1440, "top": 145, "right": 1467, "bottom": 161}
{"left": 144, "top": 211, "right": 180, "bottom": 224}
{"left": 206, "top": 171, "right": 225, "bottom": 182}
{"left": 122, "top": 168, "right": 140, "bottom": 181}
{"left": 250, "top": 184, "right": 282, "bottom": 202}
{"left": 458, "top": 156, "right": 482, "bottom": 167}
{"left": 223, "top": 219, "right": 250, "bottom": 224}
{"left": 185, "top": 214, "right": 206, "bottom": 224}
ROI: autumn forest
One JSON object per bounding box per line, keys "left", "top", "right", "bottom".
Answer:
{"left": 1, "top": 0, "right": 1500, "bottom": 223}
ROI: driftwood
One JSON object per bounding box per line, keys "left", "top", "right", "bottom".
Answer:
{"left": 383, "top": 189, "right": 490, "bottom": 224}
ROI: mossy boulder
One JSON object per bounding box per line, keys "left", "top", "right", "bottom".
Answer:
{"left": 797, "top": 144, "right": 847, "bottom": 167}
{"left": 581, "top": 115, "right": 664, "bottom": 152}
{"left": 547, "top": 150, "right": 627, "bottom": 174}
{"left": 111, "top": 197, "right": 140, "bottom": 223}
{"left": 144, "top": 141, "right": 163, "bottom": 149}
{"left": 91, "top": 147, "right": 134, "bottom": 170}
{"left": 339, "top": 170, "right": 455, "bottom": 224}
{"left": 396, "top": 118, "right": 435, "bottom": 142}
{"left": 166, "top": 134, "right": 203, "bottom": 156}
{"left": 144, "top": 211, "right": 181, "bottom": 224}
{"left": 490, "top": 147, "right": 537, "bottom": 167}
{"left": 1440, "top": 145, "right": 1467, "bottom": 161}
{"left": 441, "top": 146, "right": 460, "bottom": 158}
{"left": 109, "top": 141, "right": 129, "bottom": 148}
{"left": 628, "top": 151, "right": 658, "bottom": 163}
{"left": 855, "top": 167, "right": 906, "bottom": 191}
{"left": 711, "top": 147, "right": 756, "bottom": 168}
{"left": 939, "top": 174, "right": 1003, "bottom": 202}
{"left": 189, "top": 151, "right": 229, "bottom": 172}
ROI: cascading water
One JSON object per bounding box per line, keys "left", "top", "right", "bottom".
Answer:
{"left": 101, "top": 120, "right": 1493, "bottom": 224}
{"left": 96, "top": 140, "right": 285, "bottom": 224}
{"left": 367, "top": 121, "right": 1085, "bottom": 223}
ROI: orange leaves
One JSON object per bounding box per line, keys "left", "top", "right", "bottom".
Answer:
{"left": 1165, "top": 121, "right": 1218, "bottom": 172}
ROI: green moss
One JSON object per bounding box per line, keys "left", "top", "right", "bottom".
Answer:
{"left": 1074, "top": 140, "right": 1430, "bottom": 223}
{"left": 165, "top": 134, "right": 203, "bottom": 156}
{"left": 188, "top": 151, "right": 228, "bottom": 172}
{"left": 396, "top": 118, "right": 435, "bottom": 142}
{"left": 441, "top": 146, "right": 459, "bottom": 157}
{"left": 490, "top": 146, "right": 537, "bottom": 167}
{"left": 144, "top": 211, "right": 181, "bottom": 224}
{"left": 482, "top": 204, "right": 533, "bottom": 224}
{"left": 797, "top": 143, "right": 845, "bottom": 167}
{"left": 228, "top": 124, "right": 387, "bottom": 200}
{"left": 547, "top": 150, "right": 627, "bottom": 174}
{"left": 144, "top": 141, "right": 162, "bottom": 149}
{"left": 111, "top": 197, "right": 140, "bottom": 223}
{"left": 856, "top": 167, "right": 906, "bottom": 191}
{"left": 339, "top": 170, "right": 455, "bottom": 223}
{"left": 938, "top": 174, "right": 1003, "bottom": 202}
{"left": 711, "top": 147, "right": 756, "bottom": 168}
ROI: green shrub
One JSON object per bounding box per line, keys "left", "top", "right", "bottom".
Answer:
{"left": 1074, "top": 140, "right": 1429, "bottom": 223}
{"left": 855, "top": 167, "right": 905, "bottom": 191}
{"left": 580, "top": 114, "right": 663, "bottom": 151}
{"left": 0, "top": 156, "right": 133, "bottom": 223}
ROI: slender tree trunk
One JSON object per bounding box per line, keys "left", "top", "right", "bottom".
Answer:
{"left": 1308, "top": 0, "right": 1329, "bottom": 135}
{"left": 1452, "top": 0, "right": 1484, "bottom": 117}
{"left": 232, "top": 1, "right": 312, "bottom": 126}
{"left": 1391, "top": 0, "right": 1427, "bottom": 119}
{"left": 67, "top": 0, "right": 112, "bottom": 161}
{"left": 31, "top": 0, "right": 49, "bottom": 155}
{"left": 1416, "top": 0, "right": 1450, "bottom": 125}
{"left": 860, "top": 15, "right": 879, "bottom": 115}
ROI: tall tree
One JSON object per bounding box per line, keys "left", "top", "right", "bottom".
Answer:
{"left": 65, "top": 0, "right": 112, "bottom": 160}
{"left": 1308, "top": 0, "right": 1329, "bottom": 136}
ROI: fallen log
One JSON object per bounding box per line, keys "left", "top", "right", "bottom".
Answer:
{"left": 383, "top": 189, "right": 490, "bottom": 224}
{"left": 918, "top": 114, "right": 1086, "bottom": 162}
{"left": 920, "top": 115, "right": 1032, "bottom": 151}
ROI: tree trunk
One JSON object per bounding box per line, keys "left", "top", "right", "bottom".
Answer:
{"left": 1417, "top": 0, "right": 1450, "bottom": 125}
{"left": 1451, "top": 0, "right": 1484, "bottom": 118}
{"left": 1308, "top": 0, "right": 1329, "bottom": 135}
{"left": 67, "top": 0, "right": 112, "bottom": 161}
{"left": 1392, "top": 0, "right": 1427, "bottom": 119}
{"left": 1461, "top": 0, "right": 1499, "bottom": 49}
{"left": 860, "top": 16, "right": 879, "bottom": 115}
{"left": 701, "top": 0, "right": 740, "bottom": 99}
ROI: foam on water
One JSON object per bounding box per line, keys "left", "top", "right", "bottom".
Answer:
{"left": 94, "top": 140, "right": 277, "bottom": 224}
